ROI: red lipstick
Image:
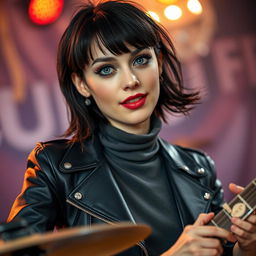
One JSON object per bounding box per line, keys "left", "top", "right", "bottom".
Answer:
{"left": 120, "top": 93, "right": 147, "bottom": 110}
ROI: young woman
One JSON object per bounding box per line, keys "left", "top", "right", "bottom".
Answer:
{"left": 7, "top": 1, "right": 256, "bottom": 255}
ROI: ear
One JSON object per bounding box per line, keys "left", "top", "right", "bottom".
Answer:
{"left": 71, "top": 73, "right": 91, "bottom": 97}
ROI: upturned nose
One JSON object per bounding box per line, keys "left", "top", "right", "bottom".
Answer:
{"left": 122, "top": 71, "right": 140, "bottom": 90}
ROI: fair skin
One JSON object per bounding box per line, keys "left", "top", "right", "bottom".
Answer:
{"left": 161, "top": 212, "right": 234, "bottom": 256}
{"left": 72, "top": 41, "right": 161, "bottom": 135}
{"left": 72, "top": 42, "right": 256, "bottom": 255}
{"left": 229, "top": 184, "right": 256, "bottom": 256}
{"left": 162, "top": 184, "right": 256, "bottom": 256}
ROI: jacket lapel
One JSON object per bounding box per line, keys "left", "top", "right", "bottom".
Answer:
{"left": 67, "top": 162, "right": 136, "bottom": 223}
{"left": 60, "top": 136, "right": 136, "bottom": 223}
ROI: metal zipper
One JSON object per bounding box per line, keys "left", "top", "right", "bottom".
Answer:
{"left": 66, "top": 199, "right": 149, "bottom": 256}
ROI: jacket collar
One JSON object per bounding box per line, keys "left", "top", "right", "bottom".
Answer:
{"left": 158, "top": 138, "right": 208, "bottom": 178}
{"left": 59, "top": 135, "right": 208, "bottom": 177}
{"left": 59, "top": 135, "right": 103, "bottom": 173}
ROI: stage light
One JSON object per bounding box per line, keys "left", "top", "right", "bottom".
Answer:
{"left": 147, "top": 11, "right": 160, "bottom": 22}
{"left": 138, "top": 0, "right": 216, "bottom": 61}
{"left": 28, "top": 0, "right": 64, "bottom": 25}
{"left": 187, "top": 0, "right": 203, "bottom": 15}
{"left": 164, "top": 5, "right": 183, "bottom": 20}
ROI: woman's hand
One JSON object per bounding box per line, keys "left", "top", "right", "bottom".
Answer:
{"left": 162, "top": 212, "right": 235, "bottom": 256}
{"left": 229, "top": 183, "right": 256, "bottom": 256}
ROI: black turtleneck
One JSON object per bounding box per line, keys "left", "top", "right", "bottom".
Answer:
{"left": 99, "top": 118, "right": 182, "bottom": 255}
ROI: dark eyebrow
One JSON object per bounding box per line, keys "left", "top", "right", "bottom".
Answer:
{"left": 91, "top": 57, "right": 115, "bottom": 66}
{"left": 131, "top": 47, "right": 147, "bottom": 56}
{"left": 91, "top": 47, "right": 148, "bottom": 66}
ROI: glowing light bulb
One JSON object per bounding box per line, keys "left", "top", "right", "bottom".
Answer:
{"left": 28, "top": 0, "right": 64, "bottom": 25}
{"left": 147, "top": 11, "right": 160, "bottom": 22}
{"left": 164, "top": 5, "right": 182, "bottom": 20}
{"left": 187, "top": 0, "right": 203, "bottom": 15}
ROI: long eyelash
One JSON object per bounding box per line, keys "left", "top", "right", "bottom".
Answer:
{"left": 135, "top": 54, "right": 152, "bottom": 63}
{"left": 95, "top": 66, "right": 105, "bottom": 74}
{"left": 140, "top": 54, "right": 152, "bottom": 59}
{"left": 94, "top": 65, "right": 113, "bottom": 74}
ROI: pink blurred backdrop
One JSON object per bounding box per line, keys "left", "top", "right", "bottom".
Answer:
{"left": 0, "top": 0, "right": 255, "bottom": 221}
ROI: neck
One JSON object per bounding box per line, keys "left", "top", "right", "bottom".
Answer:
{"left": 108, "top": 119, "right": 150, "bottom": 135}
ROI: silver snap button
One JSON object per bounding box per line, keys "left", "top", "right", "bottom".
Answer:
{"left": 182, "top": 165, "right": 189, "bottom": 171}
{"left": 64, "top": 162, "right": 72, "bottom": 169}
{"left": 197, "top": 168, "right": 205, "bottom": 174}
{"left": 74, "top": 192, "right": 83, "bottom": 200}
{"left": 204, "top": 192, "right": 211, "bottom": 200}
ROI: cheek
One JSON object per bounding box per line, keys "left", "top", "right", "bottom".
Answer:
{"left": 93, "top": 89, "right": 113, "bottom": 105}
{"left": 88, "top": 80, "right": 114, "bottom": 105}
{"left": 148, "top": 68, "right": 160, "bottom": 102}
{"left": 144, "top": 66, "right": 160, "bottom": 90}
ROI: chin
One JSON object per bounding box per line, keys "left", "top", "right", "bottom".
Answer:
{"left": 127, "top": 113, "right": 152, "bottom": 126}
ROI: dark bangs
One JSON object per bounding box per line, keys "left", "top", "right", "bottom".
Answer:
{"left": 73, "top": 1, "right": 160, "bottom": 70}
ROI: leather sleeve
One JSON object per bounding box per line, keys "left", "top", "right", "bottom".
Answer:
{"left": 7, "top": 143, "right": 63, "bottom": 233}
{"left": 204, "top": 154, "right": 225, "bottom": 214}
{"left": 179, "top": 147, "right": 234, "bottom": 256}
{"left": 202, "top": 154, "right": 234, "bottom": 256}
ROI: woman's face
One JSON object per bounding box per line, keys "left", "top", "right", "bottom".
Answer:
{"left": 72, "top": 41, "right": 162, "bottom": 134}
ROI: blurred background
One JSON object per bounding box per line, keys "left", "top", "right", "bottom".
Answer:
{"left": 0, "top": 0, "right": 255, "bottom": 222}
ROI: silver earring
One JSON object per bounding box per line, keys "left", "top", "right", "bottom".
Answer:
{"left": 85, "top": 97, "right": 91, "bottom": 106}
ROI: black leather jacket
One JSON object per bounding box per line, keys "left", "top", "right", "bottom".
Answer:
{"left": 8, "top": 135, "right": 233, "bottom": 255}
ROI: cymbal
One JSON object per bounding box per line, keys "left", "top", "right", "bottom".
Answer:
{"left": 0, "top": 222, "right": 151, "bottom": 256}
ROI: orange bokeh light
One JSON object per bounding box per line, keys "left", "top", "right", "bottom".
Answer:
{"left": 28, "top": 0, "right": 64, "bottom": 25}
{"left": 157, "top": 0, "right": 178, "bottom": 4}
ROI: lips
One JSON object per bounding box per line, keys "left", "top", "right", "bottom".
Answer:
{"left": 120, "top": 93, "right": 147, "bottom": 110}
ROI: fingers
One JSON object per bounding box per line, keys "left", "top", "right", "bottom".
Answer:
{"left": 169, "top": 216, "right": 234, "bottom": 256}
{"left": 199, "top": 237, "right": 222, "bottom": 247}
{"left": 200, "top": 237, "right": 224, "bottom": 255}
{"left": 247, "top": 214, "right": 256, "bottom": 225}
{"left": 194, "top": 212, "right": 215, "bottom": 226}
{"left": 182, "top": 228, "right": 225, "bottom": 255}
{"left": 191, "top": 225, "right": 232, "bottom": 241}
{"left": 195, "top": 215, "right": 238, "bottom": 244}
{"left": 170, "top": 227, "right": 225, "bottom": 256}
{"left": 231, "top": 215, "right": 256, "bottom": 252}
{"left": 193, "top": 213, "right": 235, "bottom": 242}
{"left": 191, "top": 248, "right": 221, "bottom": 256}
{"left": 229, "top": 183, "right": 244, "bottom": 194}
{"left": 231, "top": 216, "right": 256, "bottom": 237}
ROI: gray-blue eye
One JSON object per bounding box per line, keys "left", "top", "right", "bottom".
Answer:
{"left": 96, "top": 66, "right": 114, "bottom": 76}
{"left": 134, "top": 54, "right": 152, "bottom": 66}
